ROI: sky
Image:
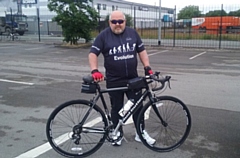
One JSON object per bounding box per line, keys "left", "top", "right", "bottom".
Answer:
{"left": 126, "top": 0, "right": 240, "bottom": 8}
{"left": 126, "top": 0, "right": 240, "bottom": 13}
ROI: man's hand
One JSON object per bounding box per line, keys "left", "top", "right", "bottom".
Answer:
{"left": 144, "top": 66, "right": 153, "bottom": 75}
{"left": 91, "top": 69, "right": 104, "bottom": 82}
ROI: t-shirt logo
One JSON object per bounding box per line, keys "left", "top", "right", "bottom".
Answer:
{"left": 126, "top": 37, "right": 132, "bottom": 41}
{"left": 109, "top": 43, "right": 136, "bottom": 55}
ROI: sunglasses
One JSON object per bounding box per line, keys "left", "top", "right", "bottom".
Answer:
{"left": 111, "top": 19, "right": 124, "bottom": 24}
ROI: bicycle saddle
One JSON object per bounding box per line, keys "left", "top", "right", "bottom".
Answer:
{"left": 83, "top": 75, "right": 94, "bottom": 84}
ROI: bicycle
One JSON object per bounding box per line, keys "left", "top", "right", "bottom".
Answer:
{"left": 46, "top": 72, "right": 192, "bottom": 157}
{"left": 6, "top": 33, "right": 20, "bottom": 41}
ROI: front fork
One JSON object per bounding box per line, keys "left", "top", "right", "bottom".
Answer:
{"left": 151, "top": 98, "right": 168, "bottom": 127}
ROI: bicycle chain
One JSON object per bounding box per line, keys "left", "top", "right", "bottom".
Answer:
{"left": 105, "top": 124, "right": 123, "bottom": 143}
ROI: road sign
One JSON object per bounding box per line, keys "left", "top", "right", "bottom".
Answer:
{"left": 20, "top": 0, "right": 37, "bottom": 4}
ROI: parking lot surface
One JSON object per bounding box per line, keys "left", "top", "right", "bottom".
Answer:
{"left": 0, "top": 42, "right": 239, "bottom": 158}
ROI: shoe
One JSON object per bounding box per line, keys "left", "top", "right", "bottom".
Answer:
{"left": 135, "top": 130, "right": 156, "bottom": 145}
{"left": 112, "top": 131, "right": 123, "bottom": 146}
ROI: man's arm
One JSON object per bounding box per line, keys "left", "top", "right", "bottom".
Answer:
{"left": 89, "top": 52, "right": 99, "bottom": 71}
{"left": 89, "top": 52, "right": 104, "bottom": 82}
{"left": 138, "top": 50, "right": 150, "bottom": 67}
{"left": 138, "top": 50, "right": 154, "bottom": 75}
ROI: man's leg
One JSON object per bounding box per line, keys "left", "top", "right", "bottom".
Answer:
{"left": 126, "top": 90, "right": 144, "bottom": 130}
{"left": 127, "top": 90, "right": 156, "bottom": 145}
{"left": 109, "top": 91, "right": 124, "bottom": 132}
{"left": 108, "top": 91, "right": 125, "bottom": 146}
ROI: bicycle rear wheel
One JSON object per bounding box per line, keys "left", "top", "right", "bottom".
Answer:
{"left": 46, "top": 100, "right": 108, "bottom": 157}
{"left": 137, "top": 96, "right": 191, "bottom": 152}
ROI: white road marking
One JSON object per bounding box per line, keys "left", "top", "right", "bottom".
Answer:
{"left": 15, "top": 142, "right": 52, "bottom": 158}
{"left": 0, "top": 44, "right": 16, "bottom": 46}
{"left": 15, "top": 106, "right": 152, "bottom": 158}
{"left": 125, "top": 106, "right": 151, "bottom": 125}
{"left": 0, "top": 47, "right": 12, "bottom": 49}
{"left": 0, "top": 79, "right": 34, "bottom": 85}
{"left": 189, "top": 51, "right": 207, "bottom": 60}
{"left": 25, "top": 47, "right": 46, "bottom": 51}
{"left": 15, "top": 117, "right": 102, "bottom": 158}
{"left": 148, "top": 50, "right": 169, "bottom": 56}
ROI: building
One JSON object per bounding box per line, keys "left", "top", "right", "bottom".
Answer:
{"left": 20, "top": 0, "right": 174, "bottom": 28}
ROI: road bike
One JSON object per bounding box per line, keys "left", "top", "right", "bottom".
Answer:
{"left": 46, "top": 72, "right": 192, "bottom": 157}
{"left": 6, "top": 33, "right": 20, "bottom": 41}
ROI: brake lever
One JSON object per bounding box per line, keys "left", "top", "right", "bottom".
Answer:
{"left": 166, "top": 76, "right": 171, "bottom": 89}
{"left": 168, "top": 80, "right": 171, "bottom": 89}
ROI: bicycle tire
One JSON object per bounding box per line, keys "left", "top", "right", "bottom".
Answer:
{"left": 46, "top": 100, "right": 108, "bottom": 157}
{"left": 136, "top": 96, "right": 191, "bottom": 152}
{"left": 15, "top": 36, "right": 19, "bottom": 40}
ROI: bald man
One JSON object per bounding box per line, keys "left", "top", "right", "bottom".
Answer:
{"left": 88, "top": 10, "right": 156, "bottom": 146}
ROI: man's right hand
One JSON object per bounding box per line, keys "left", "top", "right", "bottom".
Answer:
{"left": 91, "top": 69, "right": 104, "bottom": 82}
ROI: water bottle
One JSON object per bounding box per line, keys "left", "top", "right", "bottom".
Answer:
{"left": 118, "top": 99, "right": 134, "bottom": 117}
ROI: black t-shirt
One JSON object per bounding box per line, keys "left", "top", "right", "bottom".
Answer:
{"left": 90, "top": 27, "right": 145, "bottom": 86}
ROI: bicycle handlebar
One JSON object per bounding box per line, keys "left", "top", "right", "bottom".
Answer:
{"left": 82, "top": 71, "right": 171, "bottom": 91}
{"left": 146, "top": 72, "right": 171, "bottom": 91}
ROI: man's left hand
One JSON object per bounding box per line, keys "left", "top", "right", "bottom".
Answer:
{"left": 144, "top": 66, "right": 153, "bottom": 75}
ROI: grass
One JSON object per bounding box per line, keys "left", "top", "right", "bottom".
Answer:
{"left": 92, "top": 28, "right": 240, "bottom": 41}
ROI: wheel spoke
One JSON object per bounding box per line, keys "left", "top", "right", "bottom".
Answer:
{"left": 137, "top": 96, "right": 191, "bottom": 152}
{"left": 46, "top": 100, "right": 108, "bottom": 157}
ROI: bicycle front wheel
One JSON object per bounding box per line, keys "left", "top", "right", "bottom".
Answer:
{"left": 137, "top": 96, "right": 191, "bottom": 152}
{"left": 46, "top": 100, "right": 108, "bottom": 157}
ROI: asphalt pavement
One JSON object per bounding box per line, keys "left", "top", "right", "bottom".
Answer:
{"left": 0, "top": 41, "right": 239, "bottom": 158}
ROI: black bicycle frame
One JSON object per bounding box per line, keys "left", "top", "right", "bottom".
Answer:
{"left": 79, "top": 83, "right": 164, "bottom": 132}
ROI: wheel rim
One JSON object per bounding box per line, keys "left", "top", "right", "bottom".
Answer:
{"left": 46, "top": 100, "right": 108, "bottom": 157}
{"left": 138, "top": 96, "right": 191, "bottom": 152}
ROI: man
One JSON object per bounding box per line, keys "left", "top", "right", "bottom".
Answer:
{"left": 88, "top": 10, "right": 155, "bottom": 146}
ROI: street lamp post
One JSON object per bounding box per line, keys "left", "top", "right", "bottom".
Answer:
{"left": 158, "top": 0, "right": 161, "bottom": 45}
{"left": 10, "top": 8, "right": 14, "bottom": 41}
{"left": 37, "top": 8, "right": 41, "bottom": 42}
{"left": 17, "top": 0, "right": 22, "bottom": 14}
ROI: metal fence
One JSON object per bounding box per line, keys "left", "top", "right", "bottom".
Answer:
{"left": 1, "top": 3, "right": 240, "bottom": 50}
{"left": 27, "top": 21, "right": 62, "bottom": 35}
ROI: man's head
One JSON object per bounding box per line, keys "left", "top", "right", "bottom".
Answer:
{"left": 109, "top": 10, "right": 126, "bottom": 34}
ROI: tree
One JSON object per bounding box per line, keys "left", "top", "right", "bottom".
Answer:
{"left": 48, "top": 0, "right": 99, "bottom": 44}
{"left": 178, "top": 5, "right": 201, "bottom": 19}
{"left": 228, "top": 9, "right": 240, "bottom": 16}
{"left": 104, "top": 13, "right": 133, "bottom": 27}
{"left": 205, "top": 10, "right": 227, "bottom": 17}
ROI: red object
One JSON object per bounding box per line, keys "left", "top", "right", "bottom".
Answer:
{"left": 144, "top": 66, "right": 153, "bottom": 75}
{"left": 148, "top": 69, "right": 153, "bottom": 75}
{"left": 191, "top": 16, "right": 240, "bottom": 34}
{"left": 92, "top": 72, "right": 104, "bottom": 80}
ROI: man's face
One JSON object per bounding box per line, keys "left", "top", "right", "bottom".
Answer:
{"left": 109, "top": 13, "right": 126, "bottom": 34}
